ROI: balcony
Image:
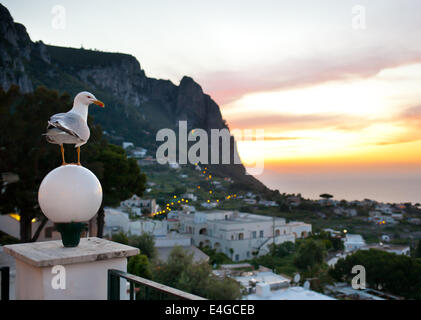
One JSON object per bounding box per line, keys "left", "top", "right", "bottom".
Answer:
{"left": 108, "top": 269, "right": 205, "bottom": 300}
{"left": 0, "top": 237, "right": 205, "bottom": 300}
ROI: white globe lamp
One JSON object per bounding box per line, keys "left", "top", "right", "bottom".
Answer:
{"left": 38, "top": 165, "right": 102, "bottom": 247}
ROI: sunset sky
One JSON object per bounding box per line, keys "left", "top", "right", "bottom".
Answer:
{"left": 4, "top": 0, "right": 421, "bottom": 202}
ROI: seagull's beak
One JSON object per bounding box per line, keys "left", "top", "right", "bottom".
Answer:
{"left": 92, "top": 99, "right": 105, "bottom": 108}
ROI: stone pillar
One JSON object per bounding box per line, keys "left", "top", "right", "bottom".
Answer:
{"left": 4, "top": 237, "right": 139, "bottom": 300}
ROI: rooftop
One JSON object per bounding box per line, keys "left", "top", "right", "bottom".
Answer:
{"left": 345, "top": 234, "right": 365, "bottom": 242}
{"left": 243, "top": 286, "right": 336, "bottom": 300}
{"left": 235, "top": 271, "right": 291, "bottom": 288}
{"left": 362, "top": 244, "right": 410, "bottom": 252}
{"left": 156, "top": 246, "right": 209, "bottom": 264}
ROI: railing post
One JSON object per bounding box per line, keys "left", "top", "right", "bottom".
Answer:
{"left": 107, "top": 270, "right": 120, "bottom": 300}
{"left": 1, "top": 266, "right": 10, "bottom": 301}
{"left": 129, "top": 282, "right": 134, "bottom": 300}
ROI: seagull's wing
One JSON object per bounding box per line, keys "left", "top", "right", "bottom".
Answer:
{"left": 48, "top": 112, "right": 90, "bottom": 142}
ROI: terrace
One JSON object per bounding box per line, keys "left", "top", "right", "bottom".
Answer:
{"left": 0, "top": 237, "right": 205, "bottom": 300}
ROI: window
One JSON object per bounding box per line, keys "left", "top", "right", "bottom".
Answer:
{"left": 239, "top": 233, "right": 244, "bottom": 240}
{"left": 252, "top": 231, "right": 257, "bottom": 239}
{"left": 235, "top": 254, "right": 239, "bottom": 261}
{"left": 247, "top": 251, "right": 250, "bottom": 258}
{"left": 260, "top": 230, "right": 264, "bottom": 238}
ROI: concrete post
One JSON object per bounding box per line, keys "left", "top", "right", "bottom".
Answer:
{"left": 4, "top": 237, "right": 139, "bottom": 300}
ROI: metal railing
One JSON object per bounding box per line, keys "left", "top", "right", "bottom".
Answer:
{"left": 107, "top": 269, "right": 206, "bottom": 300}
{"left": 0, "top": 266, "right": 9, "bottom": 301}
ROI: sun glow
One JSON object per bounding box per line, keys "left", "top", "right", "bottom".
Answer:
{"left": 226, "top": 63, "right": 421, "bottom": 170}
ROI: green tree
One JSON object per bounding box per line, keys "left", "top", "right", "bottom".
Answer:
{"left": 200, "top": 246, "right": 232, "bottom": 266}
{"left": 128, "top": 253, "right": 152, "bottom": 279}
{"left": 111, "top": 232, "right": 129, "bottom": 245}
{"left": 173, "top": 185, "right": 187, "bottom": 196}
{"left": 152, "top": 246, "right": 242, "bottom": 300}
{"left": 414, "top": 240, "right": 421, "bottom": 259}
{"left": 294, "top": 239, "right": 326, "bottom": 272}
{"left": 128, "top": 233, "right": 157, "bottom": 260}
{"left": 270, "top": 241, "right": 295, "bottom": 258}
{"left": 319, "top": 193, "right": 333, "bottom": 200}
{"left": 205, "top": 276, "right": 243, "bottom": 300}
{"left": 229, "top": 248, "right": 234, "bottom": 259}
{"left": 330, "top": 249, "right": 421, "bottom": 299}
{"left": 310, "top": 231, "right": 344, "bottom": 252}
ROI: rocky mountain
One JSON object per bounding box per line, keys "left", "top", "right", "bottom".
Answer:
{"left": 0, "top": 3, "right": 267, "bottom": 192}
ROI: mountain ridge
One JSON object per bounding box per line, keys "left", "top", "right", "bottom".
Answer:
{"left": 0, "top": 3, "right": 268, "bottom": 193}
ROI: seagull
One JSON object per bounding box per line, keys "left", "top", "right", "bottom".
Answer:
{"left": 45, "top": 91, "right": 104, "bottom": 165}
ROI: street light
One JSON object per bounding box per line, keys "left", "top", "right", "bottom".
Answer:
{"left": 38, "top": 165, "right": 102, "bottom": 247}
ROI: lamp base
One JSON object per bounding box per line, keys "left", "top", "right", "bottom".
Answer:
{"left": 55, "top": 222, "right": 87, "bottom": 247}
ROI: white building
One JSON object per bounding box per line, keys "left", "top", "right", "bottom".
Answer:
{"left": 343, "top": 234, "right": 366, "bottom": 252}
{"left": 361, "top": 244, "right": 411, "bottom": 256}
{"left": 128, "top": 219, "right": 168, "bottom": 237}
{"left": 201, "top": 201, "right": 218, "bottom": 209}
{"left": 369, "top": 215, "right": 398, "bottom": 225}
{"left": 381, "top": 235, "right": 391, "bottom": 242}
{"left": 243, "top": 285, "right": 335, "bottom": 300}
{"left": 333, "top": 207, "right": 357, "bottom": 217}
{"left": 122, "top": 142, "right": 134, "bottom": 149}
{"left": 375, "top": 204, "right": 393, "bottom": 215}
{"left": 120, "top": 195, "right": 157, "bottom": 215}
{"left": 323, "top": 228, "right": 341, "bottom": 237}
{"left": 327, "top": 253, "right": 349, "bottom": 267}
{"left": 130, "top": 147, "right": 147, "bottom": 159}
{"left": 183, "top": 193, "right": 197, "bottom": 201}
{"left": 234, "top": 271, "right": 290, "bottom": 293}
{"left": 243, "top": 198, "right": 257, "bottom": 205}
{"left": 154, "top": 231, "right": 192, "bottom": 247}
{"left": 104, "top": 208, "right": 130, "bottom": 236}
{"left": 178, "top": 210, "right": 311, "bottom": 261}
{"left": 169, "top": 162, "right": 180, "bottom": 169}
{"left": 181, "top": 204, "right": 196, "bottom": 213}
{"left": 391, "top": 213, "right": 403, "bottom": 220}
{"left": 229, "top": 268, "right": 334, "bottom": 300}
{"left": 258, "top": 200, "right": 278, "bottom": 207}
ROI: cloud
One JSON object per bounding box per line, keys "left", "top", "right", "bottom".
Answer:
{"left": 197, "top": 48, "right": 421, "bottom": 106}
{"left": 400, "top": 105, "right": 421, "bottom": 120}
{"left": 230, "top": 107, "right": 421, "bottom": 148}
{"left": 229, "top": 112, "right": 373, "bottom": 132}
{"left": 374, "top": 138, "right": 421, "bottom": 146}
{"left": 238, "top": 134, "right": 305, "bottom": 142}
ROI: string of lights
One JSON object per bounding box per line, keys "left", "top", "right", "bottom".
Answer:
{"left": 151, "top": 164, "right": 237, "bottom": 216}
